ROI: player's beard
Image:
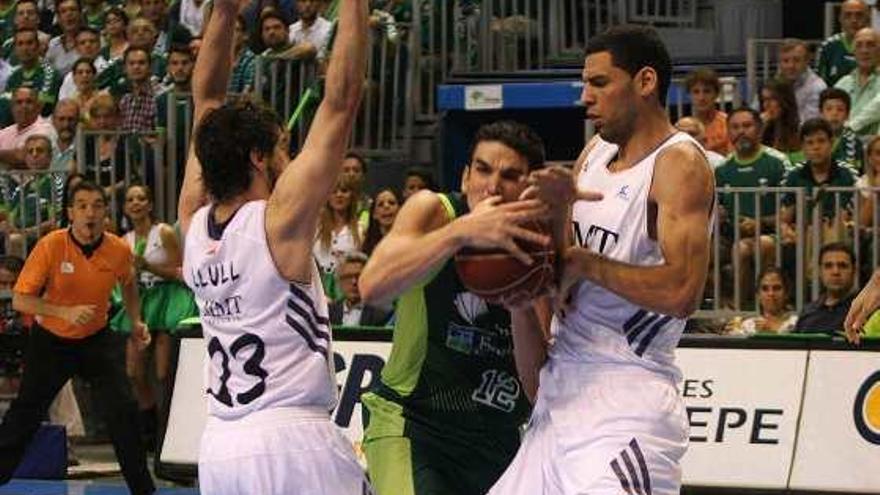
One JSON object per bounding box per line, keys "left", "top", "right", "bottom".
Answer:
{"left": 598, "top": 105, "right": 638, "bottom": 145}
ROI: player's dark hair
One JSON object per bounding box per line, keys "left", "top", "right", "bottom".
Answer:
{"left": 104, "top": 6, "right": 129, "bottom": 27}
{"left": 76, "top": 26, "right": 100, "bottom": 39}
{"left": 799, "top": 117, "right": 834, "bottom": 141}
{"left": 585, "top": 25, "right": 672, "bottom": 106}
{"left": 195, "top": 98, "right": 283, "bottom": 203}
{"left": 168, "top": 43, "right": 193, "bottom": 60}
{"left": 470, "top": 120, "right": 546, "bottom": 171}
{"left": 819, "top": 87, "right": 851, "bottom": 113}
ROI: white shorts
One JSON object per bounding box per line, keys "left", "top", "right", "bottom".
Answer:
{"left": 198, "top": 406, "right": 373, "bottom": 495}
{"left": 488, "top": 361, "right": 688, "bottom": 495}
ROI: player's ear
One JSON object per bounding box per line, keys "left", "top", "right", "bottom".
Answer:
{"left": 636, "top": 67, "right": 658, "bottom": 99}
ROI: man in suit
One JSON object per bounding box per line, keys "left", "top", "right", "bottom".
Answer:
{"left": 329, "top": 252, "right": 391, "bottom": 327}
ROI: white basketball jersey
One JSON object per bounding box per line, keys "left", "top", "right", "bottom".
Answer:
{"left": 550, "top": 132, "right": 707, "bottom": 382}
{"left": 183, "top": 201, "right": 336, "bottom": 420}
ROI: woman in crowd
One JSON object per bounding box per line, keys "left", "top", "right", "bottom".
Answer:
{"left": 362, "top": 188, "right": 400, "bottom": 255}
{"left": 314, "top": 177, "right": 363, "bottom": 299}
{"left": 101, "top": 7, "right": 130, "bottom": 62}
{"left": 111, "top": 183, "right": 196, "bottom": 449}
{"left": 70, "top": 58, "right": 100, "bottom": 120}
{"left": 760, "top": 79, "right": 802, "bottom": 160}
{"left": 858, "top": 135, "right": 880, "bottom": 228}
{"left": 726, "top": 267, "right": 797, "bottom": 334}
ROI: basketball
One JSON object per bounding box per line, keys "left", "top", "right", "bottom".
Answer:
{"left": 454, "top": 222, "right": 556, "bottom": 304}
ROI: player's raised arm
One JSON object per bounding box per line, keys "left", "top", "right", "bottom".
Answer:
{"left": 564, "top": 142, "right": 714, "bottom": 318}
{"left": 177, "top": 0, "right": 243, "bottom": 235}
{"left": 264, "top": 0, "right": 368, "bottom": 282}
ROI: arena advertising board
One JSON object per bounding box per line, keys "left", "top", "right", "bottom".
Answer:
{"left": 161, "top": 337, "right": 879, "bottom": 492}
{"left": 677, "top": 348, "right": 808, "bottom": 489}
{"left": 789, "top": 351, "right": 880, "bottom": 493}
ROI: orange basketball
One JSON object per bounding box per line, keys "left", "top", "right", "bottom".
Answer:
{"left": 454, "top": 222, "right": 556, "bottom": 304}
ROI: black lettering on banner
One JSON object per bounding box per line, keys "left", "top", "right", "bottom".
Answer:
{"left": 750, "top": 409, "right": 782, "bottom": 445}
{"left": 205, "top": 333, "right": 268, "bottom": 407}
{"left": 334, "top": 353, "right": 385, "bottom": 428}
{"left": 701, "top": 379, "right": 714, "bottom": 398}
{"left": 686, "top": 406, "right": 711, "bottom": 442}
{"left": 715, "top": 407, "right": 748, "bottom": 442}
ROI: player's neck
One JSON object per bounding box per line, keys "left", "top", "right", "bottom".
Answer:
{"left": 214, "top": 187, "right": 268, "bottom": 223}
{"left": 615, "top": 112, "right": 676, "bottom": 168}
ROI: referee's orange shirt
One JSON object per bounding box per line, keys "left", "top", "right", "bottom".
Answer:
{"left": 14, "top": 229, "right": 134, "bottom": 339}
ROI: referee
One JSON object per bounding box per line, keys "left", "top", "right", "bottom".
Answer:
{"left": 0, "top": 180, "right": 154, "bottom": 494}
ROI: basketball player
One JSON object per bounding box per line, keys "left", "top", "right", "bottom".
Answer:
{"left": 176, "top": 0, "right": 371, "bottom": 493}
{"left": 358, "top": 121, "right": 555, "bottom": 495}
{"left": 489, "top": 25, "right": 714, "bottom": 494}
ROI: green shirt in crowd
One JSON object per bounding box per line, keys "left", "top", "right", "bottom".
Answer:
{"left": 4, "top": 62, "right": 62, "bottom": 114}
{"left": 817, "top": 32, "right": 857, "bottom": 86}
{"left": 833, "top": 126, "right": 864, "bottom": 172}
{"left": 783, "top": 160, "right": 858, "bottom": 219}
{"left": 715, "top": 145, "right": 790, "bottom": 220}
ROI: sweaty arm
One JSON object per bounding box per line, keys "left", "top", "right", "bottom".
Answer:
{"left": 264, "top": 0, "right": 368, "bottom": 282}
{"left": 177, "top": 0, "right": 243, "bottom": 236}
{"left": 567, "top": 143, "right": 714, "bottom": 318}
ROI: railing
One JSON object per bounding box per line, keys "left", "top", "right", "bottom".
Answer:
{"left": 74, "top": 129, "right": 168, "bottom": 226}
{"left": 745, "top": 38, "right": 824, "bottom": 103}
{"left": 626, "top": 0, "right": 697, "bottom": 27}
{"left": 824, "top": 1, "right": 841, "bottom": 39}
{"left": 0, "top": 170, "right": 66, "bottom": 258}
{"left": 413, "top": 0, "right": 699, "bottom": 117}
{"left": 253, "top": 25, "right": 415, "bottom": 158}
{"left": 702, "top": 184, "right": 877, "bottom": 320}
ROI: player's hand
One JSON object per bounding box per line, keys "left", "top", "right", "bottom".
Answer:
{"left": 130, "top": 320, "right": 151, "bottom": 350}
{"left": 844, "top": 270, "right": 880, "bottom": 345}
{"left": 63, "top": 304, "right": 97, "bottom": 325}
{"left": 519, "top": 166, "right": 602, "bottom": 211}
{"left": 456, "top": 196, "right": 550, "bottom": 266}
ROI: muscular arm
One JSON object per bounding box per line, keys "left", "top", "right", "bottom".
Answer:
{"left": 265, "top": 0, "right": 368, "bottom": 282}
{"left": 359, "top": 191, "right": 459, "bottom": 307}
{"left": 567, "top": 143, "right": 714, "bottom": 318}
{"left": 177, "top": 0, "right": 241, "bottom": 235}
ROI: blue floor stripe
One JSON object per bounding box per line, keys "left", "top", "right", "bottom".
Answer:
{"left": 0, "top": 479, "right": 199, "bottom": 494}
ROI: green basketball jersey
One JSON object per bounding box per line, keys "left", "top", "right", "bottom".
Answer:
{"left": 364, "top": 193, "right": 531, "bottom": 438}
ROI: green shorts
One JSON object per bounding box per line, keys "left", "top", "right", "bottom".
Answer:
{"left": 362, "top": 392, "right": 520, "bottom": 495}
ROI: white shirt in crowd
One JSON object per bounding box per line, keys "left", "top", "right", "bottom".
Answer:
{"left": 288, "top": 16, "right": 333, "bottom": 60}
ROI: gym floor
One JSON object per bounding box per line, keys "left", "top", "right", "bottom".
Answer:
{"left": 0, "top": 444, "right": 198, "bottom": 495}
